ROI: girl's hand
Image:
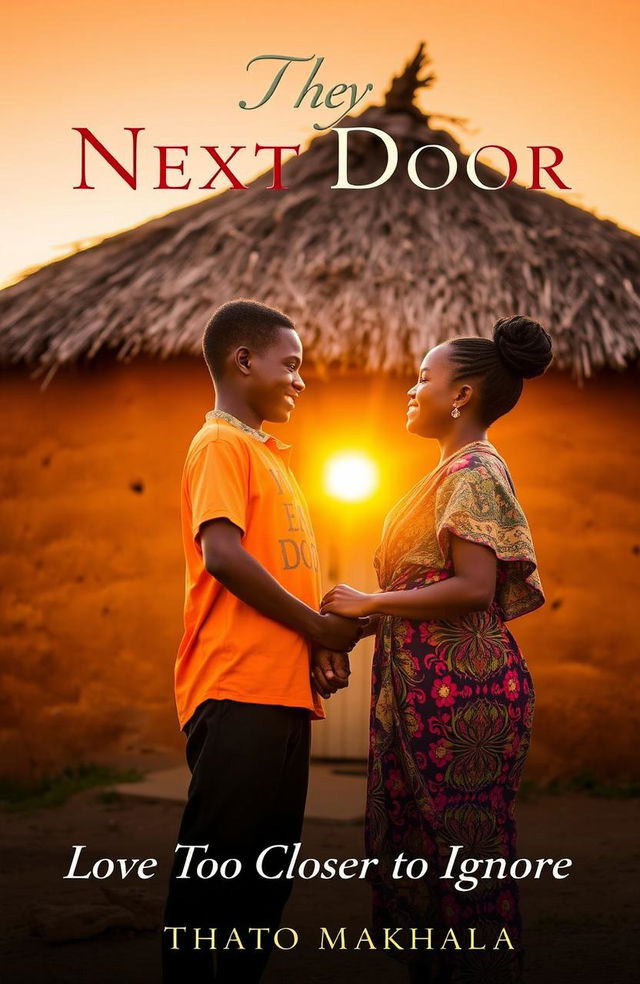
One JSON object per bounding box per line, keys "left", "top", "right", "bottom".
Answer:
{"left": 321, "top": 584, "right": 375, "bottom": 619}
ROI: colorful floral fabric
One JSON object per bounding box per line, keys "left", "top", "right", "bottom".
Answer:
{"left": 367, "top": 443, "right": 542, "bottom": 982}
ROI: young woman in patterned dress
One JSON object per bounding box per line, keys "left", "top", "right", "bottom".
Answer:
{"left": 321, "top": 316, "right": 553, "bottom": 983}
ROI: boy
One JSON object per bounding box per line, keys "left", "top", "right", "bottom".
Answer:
{"left": 162, "top": 299, "right": 361, "bottom": 982}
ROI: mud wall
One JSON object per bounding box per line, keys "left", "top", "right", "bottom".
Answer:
{"left": 0, "top": 358, "right": 638, "bottom": 782}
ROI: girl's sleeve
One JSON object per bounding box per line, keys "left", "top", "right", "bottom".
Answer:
{"left": 435, "top": 461, "right": 544, "bottom": 619}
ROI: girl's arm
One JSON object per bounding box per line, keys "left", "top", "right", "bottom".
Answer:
{"left": 322, "top": 536, "right": 497, "bottom": 620}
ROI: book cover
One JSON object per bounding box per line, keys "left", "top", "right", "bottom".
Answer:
{"left": 1, "top": 3, "right": 638, "bottom": 983}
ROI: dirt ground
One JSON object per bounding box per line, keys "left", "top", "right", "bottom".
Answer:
{"left": 1, "top": 789, "right": 638, "bottom": 984}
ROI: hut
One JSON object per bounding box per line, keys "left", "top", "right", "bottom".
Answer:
{"left": 1, "top": 46, "right": 639, "bottom": 785}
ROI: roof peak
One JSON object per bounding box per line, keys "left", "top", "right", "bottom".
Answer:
{"left": 384, "top": 42, "right": 435, "bottom": 120}
{"left": 383, "top": 42, "right": 470, "bottom": 134}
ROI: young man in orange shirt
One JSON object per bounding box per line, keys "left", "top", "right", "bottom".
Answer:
{"left": 162, "top": 300, "right": 361, "bottom": 983}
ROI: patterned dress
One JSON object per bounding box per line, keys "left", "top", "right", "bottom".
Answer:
{"left": 367, "top": 441, "right": 543, "bottom": 983}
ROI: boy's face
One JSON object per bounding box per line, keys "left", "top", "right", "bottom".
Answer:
{"left": 248, "top": 327, "right": 305, "bottom": 424}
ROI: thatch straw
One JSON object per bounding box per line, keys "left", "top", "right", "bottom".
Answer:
{"left": 1, "top": 46, "right": 638, "bottom": 381}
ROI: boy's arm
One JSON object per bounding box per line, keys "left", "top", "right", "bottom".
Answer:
{"left": 200, "top": 518, "right": 362, "bottom": 652}
{"left": 359, "top": 615, "right": 382, "bottom": 637}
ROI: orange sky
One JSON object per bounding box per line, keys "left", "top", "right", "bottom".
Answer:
{"left": 2, "top": 0, "right": 639, "bottom": 287}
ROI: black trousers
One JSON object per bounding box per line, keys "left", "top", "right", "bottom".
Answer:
{"left": 162, "top": 699, "right": 310, "bottom": 983}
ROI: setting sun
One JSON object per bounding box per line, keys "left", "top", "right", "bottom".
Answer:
{"left": 324, "top": 452, "right": 379, "bottom": 502}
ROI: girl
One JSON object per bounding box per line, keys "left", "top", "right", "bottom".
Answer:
{"left": 321, "top": 316, "right": 553, "bottom": 983}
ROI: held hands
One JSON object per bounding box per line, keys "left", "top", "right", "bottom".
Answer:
{"left": 310, "top": 592, "right": 369, "bottom": 699}
{"left": 321, "top": 584, "right": 376, "bottom": 619}
{"left": 311, "top": 648, "right": 351, "bottom": 700}
{"left": 314, "top": 611, "right": 366, "bottom": 652}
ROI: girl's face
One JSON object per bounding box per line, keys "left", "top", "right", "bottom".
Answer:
{"left": 406, "top": 343, "right": 460, "bottom": 438}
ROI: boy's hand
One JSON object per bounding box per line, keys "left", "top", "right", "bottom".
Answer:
{"left": 311, "top": 649, "right": 351, "bottom": 699}
{"left": 314, "top": 612, "right": 365, "bottom": 652}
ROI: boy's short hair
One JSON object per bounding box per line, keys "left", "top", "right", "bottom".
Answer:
{"left": 203, "top": 299, "right": 295, "bottom": 381}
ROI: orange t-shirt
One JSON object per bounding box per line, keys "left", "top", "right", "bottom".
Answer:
{"left": 175, "top": 410, "right": 324, "bottom": 728}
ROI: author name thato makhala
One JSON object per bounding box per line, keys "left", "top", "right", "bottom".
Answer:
{"left": 163, "top": 925, "right": 515, "bottom": 952}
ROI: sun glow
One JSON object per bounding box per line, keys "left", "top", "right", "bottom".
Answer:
{"left": 324, "top": 452, "right": 379, "bottom": 503}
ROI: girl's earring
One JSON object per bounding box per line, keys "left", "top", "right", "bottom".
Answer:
{"left": 451, "top": 405, "right": 461, "bottom": 419}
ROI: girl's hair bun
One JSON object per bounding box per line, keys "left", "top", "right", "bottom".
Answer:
{"left": 493, "top": 316, "right": 553, "bottom": 379}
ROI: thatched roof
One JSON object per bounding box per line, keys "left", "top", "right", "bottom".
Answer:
{"left": 1, "top": 44, "right": 639, "bottom": 381}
